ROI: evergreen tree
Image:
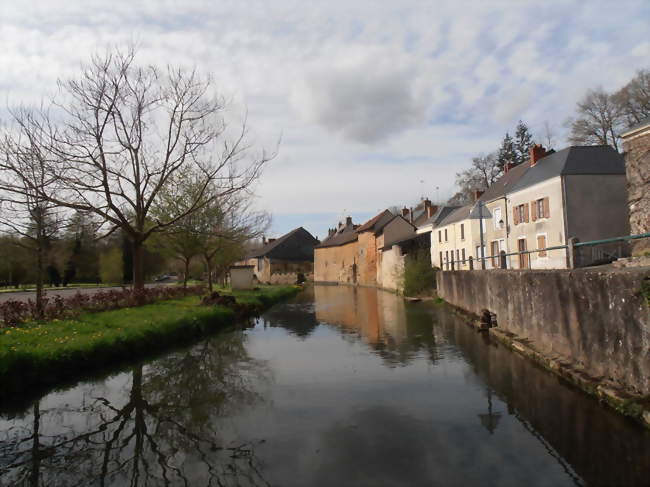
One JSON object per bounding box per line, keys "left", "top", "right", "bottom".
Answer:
{"left": 513, "top": 120, "right": 534, "bottom": 165}
{"left": 497, "top": 133, "right": 517, "bottom": 170}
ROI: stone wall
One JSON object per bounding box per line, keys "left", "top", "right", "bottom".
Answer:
{"left": 314, "top": 241, "right": 359, "bottom": 283}
{"left": 436, "top": 268, "right": 650, "bottom": 395}
{"left": 268, "top": 272, "right": 313, "bottom": 285}
{"left": 622, "top": 127, "right": 650, "bottom": 255}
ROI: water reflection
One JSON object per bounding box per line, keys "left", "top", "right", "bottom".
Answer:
{"left": 1, "top": 286, "right": 649, "bottom": 487}
{"left": 314, "top": 285, "right": 440, "bottom": 366}
{"left": 0, "top": 332, "right": 270, "bottom": 486}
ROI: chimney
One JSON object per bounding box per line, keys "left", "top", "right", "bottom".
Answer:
{"left": 402, "top": 207, "right": 410, "bottom": 218}
{"left": 426, "top": 203, "right": 438, "bottom": 218}
{"left": 529, "top": 144, "right": 548, "bottom": 167}
{"left": 345, "top": 216, "right": 353, "bottom": 227}
{"left": 473, "top": 190, "right": 484, "bottom": 202}
{"left": 504, "top": 162, "right": 516, "bottom": 173}
{"left": 409, "top": 207, "right": 414, "bottom": 223}
{"left": 268, "top": 238, "right": 276, "bottom": 244}
{"left": 262, "top": 236, "right": 267, "bottom": 245}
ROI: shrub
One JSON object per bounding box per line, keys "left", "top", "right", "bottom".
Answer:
{"left": 403, "top": 248, "right": 436, "bottom": 296}
{"left": 0, "top": 285, "right": 205, "bottom": 327}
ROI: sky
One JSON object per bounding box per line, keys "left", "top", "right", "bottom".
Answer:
{"left": 1, "top": 0, "right": 648, "bottom": 240}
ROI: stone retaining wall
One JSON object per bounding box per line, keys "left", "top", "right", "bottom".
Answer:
{"left": 436, "top": 268, "right": 650, "bottom": 396}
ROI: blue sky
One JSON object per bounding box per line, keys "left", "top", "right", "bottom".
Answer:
{"left": 1, "top": 0, "right": 648, "bottom": 239}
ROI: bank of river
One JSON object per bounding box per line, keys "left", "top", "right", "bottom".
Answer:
{"left": 1, "top": 285, "right": 648, "bottom": 486}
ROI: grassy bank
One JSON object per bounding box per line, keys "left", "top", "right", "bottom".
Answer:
{"left": 0, "top": 285, "right": 300, "bottom": 393}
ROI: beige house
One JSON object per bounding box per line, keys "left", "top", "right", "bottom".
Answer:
{"left": 432, "top": 144, "right": 629, "bottom": 271}
{"left": 429, "top": 204, "right": 483, "bottom": 270}
{"left": 501, "top": 145, "right": 628, "bottom": 269}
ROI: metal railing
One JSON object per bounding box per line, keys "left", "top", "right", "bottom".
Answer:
{"left": 438, "top": 232, "right": 650, "bottom": 271}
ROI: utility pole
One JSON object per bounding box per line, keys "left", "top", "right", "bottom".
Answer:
{"left": 479, "top": 201, "right": 486, "bottom": 270}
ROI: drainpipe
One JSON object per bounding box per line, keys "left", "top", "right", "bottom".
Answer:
{"left": 478, "top": 201, "right": 485, "bottom": 270}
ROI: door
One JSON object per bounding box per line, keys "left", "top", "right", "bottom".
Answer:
{"left": 518, "top": 238, "right": 529, "bottom": 269}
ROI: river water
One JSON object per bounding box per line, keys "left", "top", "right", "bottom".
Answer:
{"left": 1, "top": 285, "right": 648, "bottom": 486}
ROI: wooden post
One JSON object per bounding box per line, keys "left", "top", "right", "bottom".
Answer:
{"left": 469, "top": 256, "right": 474, "bottom": 270}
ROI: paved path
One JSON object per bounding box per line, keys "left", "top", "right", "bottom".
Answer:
{"left": 0, "top": 284, "right": 168, "bottom": 303}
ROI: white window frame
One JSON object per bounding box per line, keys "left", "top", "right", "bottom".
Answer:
{"left": 493, "top": 207, "right": 502, "bottom": 230}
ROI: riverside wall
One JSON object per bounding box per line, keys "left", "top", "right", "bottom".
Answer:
{"left": 436, "top": 268, "right": 650, "bottom": 397}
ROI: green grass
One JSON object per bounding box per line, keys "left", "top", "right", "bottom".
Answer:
{"left": 0, "top": 285, "right": 300, "bottom": 391}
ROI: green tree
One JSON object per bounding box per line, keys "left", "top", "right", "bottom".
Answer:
{"left": 497, "top": 133, "right": 517, "bottom": 170}
{"left": 513, "top": 120, "right": 534, "bottom": 165}
{"left": 99, "top": 247, "right": 123, "bottom": 285}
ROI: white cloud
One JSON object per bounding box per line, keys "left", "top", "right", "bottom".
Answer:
{"left": 0, "top": 0, "right": 648, "bottom": 238}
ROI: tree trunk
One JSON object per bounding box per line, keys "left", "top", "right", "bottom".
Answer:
{"left": 205, "top": 256, "right": 213, "bottom": 292}
{"left": 35, "top": 242, "right": 44, "bottom": 320}
{"left": 132, "top": 239, "right": 145, "bottom": 292}
{"left": 183, "top": 257, "right": 190, "bottom": 289}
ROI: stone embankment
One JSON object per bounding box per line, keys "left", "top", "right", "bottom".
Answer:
{"left": 436, "top": 267, "right": 650, "bottom": 426}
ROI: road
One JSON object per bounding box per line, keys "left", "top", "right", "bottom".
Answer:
{"left": 0, "top": 283, "right": 170, "bottom": 303}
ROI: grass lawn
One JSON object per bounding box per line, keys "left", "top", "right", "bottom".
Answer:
{"left": 0, "top": 285, "right": 300, "bottom": 391}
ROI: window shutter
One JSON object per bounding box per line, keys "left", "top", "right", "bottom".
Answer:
{"left": 531, "top": 201, "right": 537, "bottom": 221}
{"left": 513, "top": 206, "right": 519, "bottom": 225}
{"left": 524, "top": 203, "right": 530, "bottom": 223}
{"left": 543, "top": 197, "right": 550, "bottom": 218}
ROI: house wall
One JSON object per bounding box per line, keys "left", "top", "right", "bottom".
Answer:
{"left": 230, "top": 267, "right": 254, "bottom": 289}
{"left": 436, "top": 268, "right": 650, "bottom": 396}
{"left": 483, "top": 198, "right": 511, "bottom": 269}
{"left": 378, "top": 245, "right": 405, "bottom": 292}
{"left": 506, "top": 176, "right": 567, "bottom": 269}
{"left": 622, "top": 127, "right": 650, "bottom": 255}
{"left": 357, "top": 231, "right": 379, "bottom": 286}
{"left": 563, "top": 174, "right": 631, "bottom": 265}
{"left": 430, "top": 218, "right": 481, "bottom": 270}
{"left": 314, "top": 241, "right": 359, "bottom": 283}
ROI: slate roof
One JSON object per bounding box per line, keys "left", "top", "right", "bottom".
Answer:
{"left": 246, "top": 227, "right": 319, "bottom": 261}
{"left": 315, "top": 224, "right": 358, "bottom": 248}
{"left": 478, "top": 162, "right": 529, "bottom": 203}
{"left": 508, "top": 145, "right": 625, "bottom": 193}
{"left": 382, "top": 231, "right": 431, "bottom": 251}
{"left": 356, "top": 210, "right": 395, "bottom": 234}
{"left": 418, "top": 205, "right": 461, "bottom": 228}
{"left": 436, "top": 203, "right": 488, "bottom": 227}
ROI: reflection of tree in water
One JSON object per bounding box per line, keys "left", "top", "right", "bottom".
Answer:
{"left": 262, "top": 297, "right": 319, "bottom": 339}
{"left": 0, "top": 331, "right": 271, "bottom": 486}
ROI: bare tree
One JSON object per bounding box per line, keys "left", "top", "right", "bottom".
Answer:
{"left": 1, "top": 47, "right": 274, "bottom": 292}
{"left": 452, "top": 152, "right": 501, "bottom": 204}
{"left": 540, "top": 120, "right": 556, "bottom": 149}
{"left": 613, "top": 68, "right": 650, "bottom": 128}
{"left": 566, "top": 88, "right": 623, "bottom": 151}
{"left": 0, "top": 138, "right": 64, "bottom": 318}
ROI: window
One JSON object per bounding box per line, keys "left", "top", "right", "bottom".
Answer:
{"left": 445, "top": 250, "right": 449, "bottom": 269}
{"left": 438, "top": 230, "right": 442, "bottom": 243}
{"left": 460, "top": 223, "right": 465, "bottom": 240}
{"left": 456, "top": 249, "right": 460, "bottom": 263}
{"left": 444, "top": 229, "right": 448, "bottom": 242}
{"left": 258, "top": 258, "right": 264, "bottom": 270}
{"left": 537, "top": 234, "right": 547, "bottom": 257}
{"left": 461, "top": 248, "right": 466, "bottom": 264}
{"left": 493, "top": 207, "right": 502, "bottom": 230}
{"left": 439, "top": 251, "right": 443, "bottom": 267}
{"left": 514, "top": 203, "right": 529, "bottom": 225}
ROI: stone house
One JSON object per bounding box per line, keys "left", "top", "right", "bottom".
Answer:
{"left": 314, "top": 217, "right": 359, "bottom": 283}
{"left": 375, "top": 215, "right": 418, "bottom": 292}
{"left": 620, "top": 117, "right": 650, "bottom": 255}
{"left": 239, "top": 227, "right": 319, "bottom": 283}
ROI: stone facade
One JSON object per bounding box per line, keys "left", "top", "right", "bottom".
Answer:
{"left": 314, "top": 240, "right": 359, "bottom": 283}
{"left": 436, "top": 268, "right": 650, "bottom": 396}
{"left": 621, "top": 120, "right": 650, "bottom": 255}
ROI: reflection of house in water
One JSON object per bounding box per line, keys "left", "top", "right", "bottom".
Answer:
{"left": 314, "top": 285, "right": 439, "bottom": 366}
{"left": 262, "top": 293, "right": 320, "bottom": 339}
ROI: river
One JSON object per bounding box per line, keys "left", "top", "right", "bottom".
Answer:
{"left": 1, "top": 285, "right": 648, "bottom": 486}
